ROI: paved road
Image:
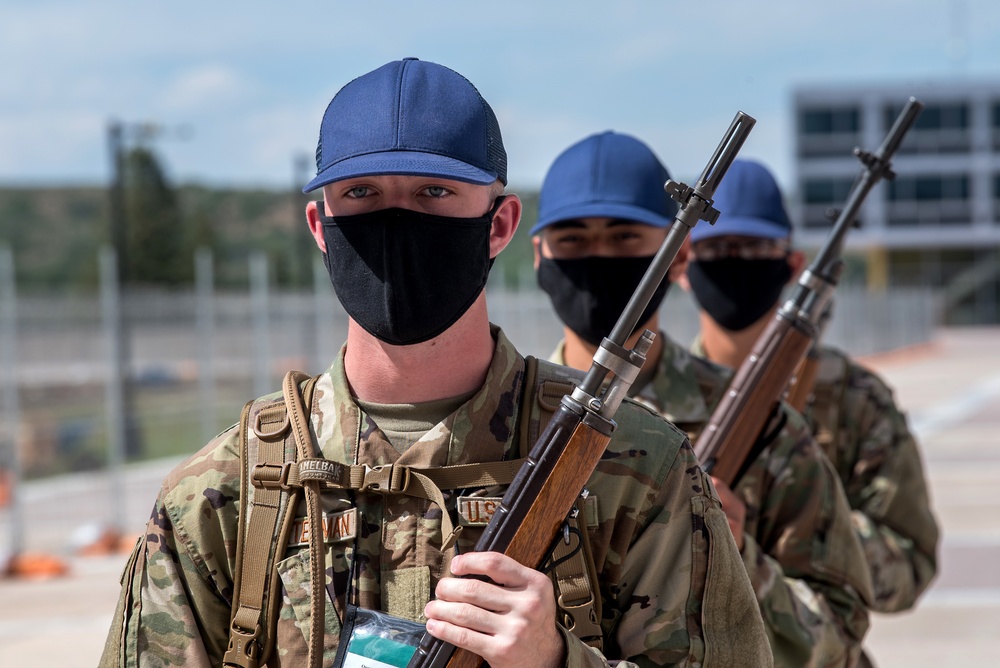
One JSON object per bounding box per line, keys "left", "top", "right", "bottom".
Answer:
{"left": 1, "top": 327, "right": 998, "bottom": 666}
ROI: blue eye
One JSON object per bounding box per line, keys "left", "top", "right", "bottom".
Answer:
{"left": 425, "top": 186, "right": 447, "bottom": 197}
{"left": 348, "top": 186, "right": 370, "bottom": 198}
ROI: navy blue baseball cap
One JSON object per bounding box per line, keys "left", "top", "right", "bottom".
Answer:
{"left": 531, "top": 131, "right": 676, "bottom": 235}
{"left": 691, "top": 159, "right": 791, "bottom": 242}
{"left": 303, "top": 58, "right": 507, "bottom": 193}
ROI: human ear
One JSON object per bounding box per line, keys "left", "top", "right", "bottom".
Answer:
{"left": 489, "top": 194, "right": 522, "bottom": 258}
{"left": 787, "top": 250, "right": 807, "bottom": 283}
{"left": 305, "top": 201, "right": 327, "bottom": 253}
{"left": 667, "top": 237, "right": 691, "bottom": 283}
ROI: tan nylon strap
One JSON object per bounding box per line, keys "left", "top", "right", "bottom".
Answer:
{"left": 550, "top": 511, "right": 604, "bottom": 649}
{"left": 225, "top": 403, "right": 291, "bottom": 668}
{"left": 281, "top": 371, "right": 325, "bottom": 668}
{"left": 259, "top": 458, "right": 525, "bottom": 491}
{"left": 518, "top": 356, "right": 605, "bottom": 649}
{"left": 250, "top": 457, "right": 525, "bottom": 552}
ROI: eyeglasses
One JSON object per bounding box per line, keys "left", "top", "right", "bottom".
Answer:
{"left": 691, "top": 238, "right": 791, "bottom": 262}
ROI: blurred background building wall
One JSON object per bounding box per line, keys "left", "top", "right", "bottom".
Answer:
{"left": 794, "top": 81, "right": 1000, "bottom": 324}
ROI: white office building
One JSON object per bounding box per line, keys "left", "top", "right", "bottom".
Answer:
{"left": 793, "top": 81, "right": 1000, "bottom": 323}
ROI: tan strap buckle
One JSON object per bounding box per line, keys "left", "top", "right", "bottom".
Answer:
{"left": 223, "top": 622, "right": 263, "bottom": 668}
{"left": 251, "top": 462, "right": 295, "bottom": 489}
{"left": 253, "top": 411, "right": 290, "bottom": 441}
{"left": 362, "top": 464, "right": 410, "bottom": 494}
{"left": 557, "top": 592, "right": 603, "bottom": 648}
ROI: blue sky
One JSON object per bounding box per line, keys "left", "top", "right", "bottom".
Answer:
{"left": 2, "top": 0, "right": 998, "bottom": 193}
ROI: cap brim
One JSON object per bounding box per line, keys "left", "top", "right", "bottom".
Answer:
{"left": 530, "top": 201, "right": 674, "bottom": 235}
{"left": 690, "top": 216, "right": 791, "bottom": 242}
{"left": 303, "top": 151, "right": 498, "bottom": 193}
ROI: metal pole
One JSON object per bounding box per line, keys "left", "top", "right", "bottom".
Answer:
{"left": 0, "top": 247, "right": 24, "bottom": 556}
{"left": 100, "top": 247, "right": 126, "bottom": 532}
{"left": 107, "top": 120, "right": 140, "bottom": 458}
{"left": 195, "top": 248, "right": 216, "bottom": 443}
{"left": 313, "top": 256, "right": 335, "bottom": 374}
{"left": 295, "top": 155, "right": 317, "bottom": 373}
{"left": 250, "top": 252, "right": 272, "bottom": 397}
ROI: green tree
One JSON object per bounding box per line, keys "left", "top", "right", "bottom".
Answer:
{"left": 124, "top": 147, "right": 189, "bottom": 285}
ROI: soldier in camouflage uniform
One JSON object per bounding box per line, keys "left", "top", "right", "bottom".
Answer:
{"left": 99, "top": 59, "right": 772, "bottom": 668}
{"left": 682, "top": 158, "right": 939, "bottom": 666}
{"left": 533, "top": 131, "right": 875, "bottom": 666}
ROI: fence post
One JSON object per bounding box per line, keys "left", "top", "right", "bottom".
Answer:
{"left": 196, "top": 248, "right": 216, "bottom": 443}
{"left": 250, "top": 252, "right": 272, "bottom": 398}
{"left": 0, "top": 247, "right": 24, "bottom": 556}
{"left": 313, "top": 257, "right": 334, "bottom": 373}
{"left": 100, "top": 247, "right": 127, "bottom": 533}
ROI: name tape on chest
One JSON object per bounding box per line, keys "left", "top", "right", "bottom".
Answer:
{"left": 287, "top": 508, "right": 357, "bottom": 547}
{"left": 457, "top": 495, "right": 599, "bottom": 528}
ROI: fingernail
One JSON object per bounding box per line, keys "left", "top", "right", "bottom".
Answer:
{"left": 450, "top": 555, "right": 461, "bottom": 571}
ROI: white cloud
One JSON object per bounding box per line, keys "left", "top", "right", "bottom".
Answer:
{"left": 156, "top": 65, "right": 255, "bottom": 114}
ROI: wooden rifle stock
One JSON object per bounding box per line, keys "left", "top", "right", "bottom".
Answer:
{"left": 694, "top": 310, "right": 814, "bottom": 485}
{"left": 407, "top": 110, "right": 757, "bottom": 668}
{"left": 412, "top": 407, "right": 614, "bottom": 668}
{"left": 693, "top": 98, "right": 923, "bottom": 486}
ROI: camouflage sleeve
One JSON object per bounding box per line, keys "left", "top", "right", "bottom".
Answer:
{"left": 99, "top": 430, "right": 240, "bottom": 667}
{"left": 736, "top": 408, "right": 873, "bottom": 668}
{"left": 580, "top": 404, "right": 771, "bottom": 668}
{"left": 836, "top": 361, "right": 939, "bottom": 613}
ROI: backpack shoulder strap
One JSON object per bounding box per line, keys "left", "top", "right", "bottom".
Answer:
{"left": 518, "top": 356, "right": 604, "bottom": 649}
{"left": 225, "top": 373, "right": 320, "bottom": 668}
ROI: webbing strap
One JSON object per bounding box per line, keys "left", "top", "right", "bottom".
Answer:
{"left": 225, "top": 403, "right": 293, "bottom": 668}
{"left": 282, "top": 371, "right": 325, "bottom": 668}
{"left": 251, "top": 458, "right": 526, "bottom": 552}
{"left": 519, "top": 357, "right": 605, "bottom": 649}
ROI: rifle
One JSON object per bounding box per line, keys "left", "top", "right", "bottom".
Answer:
{"left": 693, "top": 98, "right": 923, "bottom": 486}
{"left": 784, "top": 206, "right": 845, "bottom": 413}
{"left": 407, "top": 110, "right": 756, "bottom": 668}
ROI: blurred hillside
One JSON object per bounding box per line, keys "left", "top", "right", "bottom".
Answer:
{"left": 0, "top": 183, "right": 540, "bottom": 290}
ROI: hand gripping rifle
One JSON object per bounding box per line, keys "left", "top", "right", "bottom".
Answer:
{"left": 693, "top": 98, "right": 923, "bottom": 486}
{"left": 407, "top": 111, "right": 756, "bottom": 668}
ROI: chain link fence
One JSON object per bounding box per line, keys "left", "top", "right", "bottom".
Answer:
{"left": 0, "top": 247, "right": 940, "bottom": 555}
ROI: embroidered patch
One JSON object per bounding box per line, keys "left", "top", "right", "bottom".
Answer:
{"left": 287, "top": 508, "right": 357, "bottom": 547}
{"left": 457, "top": 496, "right": 503, "bottom": 526}
{"left": 457, "top": 495, "right": 599, "bottom": 527}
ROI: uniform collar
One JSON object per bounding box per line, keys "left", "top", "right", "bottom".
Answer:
{"left": 310, "top": 325, "right": 525, "bottom": 468}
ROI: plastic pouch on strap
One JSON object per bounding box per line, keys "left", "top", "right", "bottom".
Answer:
{"left": 332, "top": 606, "right": 426, "bottom": 668}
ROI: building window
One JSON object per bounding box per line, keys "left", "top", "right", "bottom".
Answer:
{"left": 886, "top": 102, "right": 970, "bottom": 153}
{"left": 802, "top": 108, "right": 860, "bottom": 134}
{"left": 798, "top": 106, "right": 861, "bottom": 158}
{"left": 801, "top": 178, "right": 855, "bottom": 228}
{"left": 993, "top": 103, "right": 1000, "bottom": 150}
{"left": 994, "top": 173, "right": 1000, "bottom": 223}
{"left": 887, "top": 174, "right": 971, "bottom": 226}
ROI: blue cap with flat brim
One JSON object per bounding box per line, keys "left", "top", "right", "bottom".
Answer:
{"left": 303, "top": 58, "right": 507, "bottom": 193}
{"left": 531, "top": 131, "right": 676, "bottom": 235}
{"left": 690, "top": 158, "right": 791, "bottom": 242}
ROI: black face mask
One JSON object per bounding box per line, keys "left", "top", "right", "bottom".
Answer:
{"left": 537, "top": 255, "right": 670, "bottom": 347}
{"left": 318, "top": 197, "right": 503, "bottom": 346}
{"left": 686, "top": 257, "right": 792, "bottom": 332}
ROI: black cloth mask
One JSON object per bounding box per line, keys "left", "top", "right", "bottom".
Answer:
{"left": 686, "top": 257, "right": 792, "bottom": 332}
{"left": 318, "top": 197, "right": 503, "bottom": 346}
{"left": 537, "top": 255, "right": 670, "bottom": 346}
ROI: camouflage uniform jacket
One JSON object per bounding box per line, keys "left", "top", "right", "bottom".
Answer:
{"left": 100, "top": 328, "right": 771, "bottom": 668}
{"left": 801, "top": 345, "right": 939, "bottom": 613}
{"left": 556, "top": 335, "right": 874, "bottom": 667}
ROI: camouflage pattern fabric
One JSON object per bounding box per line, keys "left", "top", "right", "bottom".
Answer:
{"left": 802, "top": 345, "right": 939, "bottom": 614}
{"left": 556, "top": 334, "right": 875, "bottom": 667}
{"left": 99, "top": 327, "right": 770, "bottom": 667}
